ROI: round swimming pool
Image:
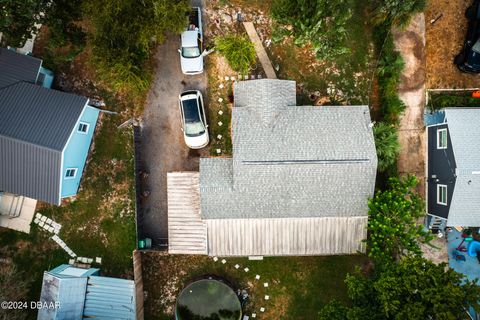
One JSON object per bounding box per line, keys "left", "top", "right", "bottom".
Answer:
{"left": 175, "top": 279, "right": 242, "bottom": 320}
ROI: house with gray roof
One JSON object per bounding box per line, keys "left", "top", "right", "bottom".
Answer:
{"left": 167, "top": 79, "right": 377, "bottom": 256}
{"left": 426, "top": 108, "right": 480, "bottom": 229}
{"left": 0, "top": 48, "right": 100, "bottom": 215}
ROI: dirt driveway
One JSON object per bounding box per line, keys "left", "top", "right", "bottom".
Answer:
{"left": 140, "top": 2, "right": 208, "bottom": 245}
{"left": 426, "top": 0, "right": 480, "bottom": 88}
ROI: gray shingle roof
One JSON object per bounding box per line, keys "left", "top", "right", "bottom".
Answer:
{"left": 200, "top": 79, "right": 377, "bottom": 220}
{"left": 0, "top": 48, "right": 42, "bottom": 88}
{"left": 0, "top": 82, "right": 88, "bottom": 204}
{"left": 444, "top": 108, "right": 480, "bottom": 226}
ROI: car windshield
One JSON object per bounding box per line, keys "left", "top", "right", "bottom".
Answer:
{"left": 182, "top": 98, "right": 205, "bottom": 137}
{"left": 182, "top": 47, "right": 201, "bottom": 58}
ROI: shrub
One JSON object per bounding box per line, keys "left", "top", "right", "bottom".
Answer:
{"left": 215, "top": 35, "right": 256, "bottom": 74}
{"left": 367, "top": 175, "right": 432, "bottom": 264}
{"left": 270, "top": 0, "right": 352, "bottom": 61}
{"left": 372, "top": 0, "right": 427, "bottom": 28}
{"left": 427, "top": 92, "right": 480, "bottom": 111}
{"left": 373, "top": 122, "right": 400, "bottom": 173}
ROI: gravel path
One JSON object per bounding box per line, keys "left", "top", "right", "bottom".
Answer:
{"left": 139, "top": 1, "right": 208, "bottom": 246}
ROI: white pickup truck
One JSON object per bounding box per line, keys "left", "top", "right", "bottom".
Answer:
{"left": 179, "top": 7, "right": 204, "bottom": 75}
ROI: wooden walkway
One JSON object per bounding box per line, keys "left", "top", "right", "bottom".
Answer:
{"left": 243, "top": 22, "right": 277, "bottom": 79}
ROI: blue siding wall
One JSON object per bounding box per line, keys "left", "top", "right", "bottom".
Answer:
{"left": 61, "top": 105, "right": 99, "bottom": 198}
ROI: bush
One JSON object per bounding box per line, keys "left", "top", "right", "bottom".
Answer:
{"left": 372, "top": 0, "right": 427, "bottom": 27}
{"left": 427, "top": 92, "right": 480, "bottom": 111}
{"left": 270, "top": 0, "right": 352, "bottom": 61}
{"left": 373, "top": 122, "right": 400, "bottom": 173}
{"left": 215, "top": 35, "right": 256, "bottom": 74}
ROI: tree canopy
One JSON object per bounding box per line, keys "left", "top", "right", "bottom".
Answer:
{"left": 319, "top": 256, "right": 480, "bottom": 320}
{"left": 367, "top": 175, "right": 432, "bottom": 264}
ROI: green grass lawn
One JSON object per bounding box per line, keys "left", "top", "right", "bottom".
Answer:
{"left": 142, "top": 253, "right": 368, "bottom": 320}
{"left": 0, "top": 105, "right": 136, "bottom": 319}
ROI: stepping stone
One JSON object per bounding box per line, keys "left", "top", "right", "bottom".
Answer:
{"left": 219, "top": 83, "right": 224, "bottom": 89}
{"left": 34, "top": 218, "right": 40, "bottom": 224}
{"left": 251, "top": 314, "right": 256, "bottom": 318}
{"left": 218, "top": 110, "right": 223, "bottom": 115}
{"left": 244, "top": 267, "right": 249, "bottom": 272}
{"left": 221, "top": 259, "right": 227, "bottom": 264}
{"left": 257, "top": 74, "right": 262, "bottom": 79}
{"left": 68, "top": 251, "right": 76, "bottom": 258}
{"left": 251, "top": 75, "right": 255, "bottom": 80}
{"left": 225, "top": 76, "right": 230, "bottom": 81}
{"left": 216, "top": 149, "right": 221, "bottom": 154}
{"left": 41, "top": 216, "right": 47, "bottom": 222}
{"left": 48, "top": 226, "right": 55, "bottom": 233}
{"left": 46, "top": 218, "right": 52, "bottom": 225}
{"left": 38, "top": 221, "right": 45, "bottom": 227}
{"left": 255, "top": 275, "right": 261, "bottom": 280}
{"left": 234, "top": 264, "right": 240, "bottom": 269}
{"left": 263, "top": 282, "right": 268, "bottom": 287}
{"left": 265, "top": 295, "right": 270, "bottom": 300}
{"left": 87, "top": 258, "right": 93, "bottom": 264}
{"left": 218, "top": 98, "right": 223, "bottom": 103}
{"left": 217, "top": 134, "right": 223, "bottom": 139}
{"left": 218, "top": 121, "right": 223, "bottom": 126}
{"left": 213, "top": 256, "right": 219, "bottom": 262}
{"left": 260, "top": 307, "right": 265, "bottom": 312}
{"left": 68, "top": 259, "right": 75, "bottom": 265}
{"left": 36, "top": 213, "right": 42, "bottom": 219}
{"left": 231, "top": 76, "right": 236, "bottom": 81}
{"left": 95, "top": 257, "right": 102, "bottom": 264}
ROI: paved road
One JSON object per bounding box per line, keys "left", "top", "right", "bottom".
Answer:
{"left": 139, "top": 4, "right": 207, "bottom": 245}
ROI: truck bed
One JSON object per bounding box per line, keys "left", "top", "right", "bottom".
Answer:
{"left": 188, "top": 7, "right": 200, "bottom": 30}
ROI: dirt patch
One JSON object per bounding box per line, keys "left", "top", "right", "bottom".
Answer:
{"left": 426, "top": 0, "right": 480, "bottom": 89}
{"left": 394, "top": 14, "right": 426, "bottom": 196}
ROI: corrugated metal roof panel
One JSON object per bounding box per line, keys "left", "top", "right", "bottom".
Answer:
{"left": 83, "top": 276, "right": 136, "bottom": 320}
{"left": 0, "top": 137, "right": 61, "bottom": 204}
{"left": 0, "top": 48, "right": 42, "bottom": 88}
{"left": 0, "top": 82, "right": 87, "bottom": 150}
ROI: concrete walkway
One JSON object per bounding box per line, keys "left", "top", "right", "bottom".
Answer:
{"left": 243, "top": 22, "right": 277, "bottom": 79}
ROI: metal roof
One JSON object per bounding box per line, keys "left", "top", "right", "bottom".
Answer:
{"left": 199, "top": 79, "right": 377, "bottom": 220}
{"left": 38, "top": 267, "right": 136, "bottom": 320}
{"left": 0, "top": 82, "right": 88, "bottom": 204}
{"left": 38, "top": 272, "right": 87, "bottom": 320}
{"left": 443, "top": 108, "right": 480, "bottom": 226}
{"left": 0, "top": 82, "right": 87, "bottom": 150}
{"left": 83, "top": 276, "right": 136, "bottom": 320}
{"left": 0, "top": 48, "right": 42, "bottom": 88}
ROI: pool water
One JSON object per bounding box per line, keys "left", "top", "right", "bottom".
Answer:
{"left": 176, "top": 279, "right": 242, "bottom": 320}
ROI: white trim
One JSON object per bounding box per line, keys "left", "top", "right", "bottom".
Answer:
{"left": 65, "top": 168, "right": 77, "bottom": 179}
{"left": 77, "top": 121, "right": 90, "bottom": 134}
{"left": 437, "top": 184, "right": 448, "bottom": 206}
{"left": 437, "top": 128, "right": 448, "bottom": 149}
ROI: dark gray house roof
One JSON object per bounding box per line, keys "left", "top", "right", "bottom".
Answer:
{"left": 0, "top": 82, "right": 88, "bottom": 204}
{"left": 200, "top": 79, "right": 377, "bottom": 220}
{"left": 0, "top": 48, "right": 42, "bottom": 88}
{"left": 441, "top": 108, "right": 480, "bottom": 226}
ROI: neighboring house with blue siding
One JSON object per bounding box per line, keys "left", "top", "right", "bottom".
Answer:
{"left": 0, "top": 48, "right": 100, "bottom": 206}
{"left": 38, "top": 264, "right": 136, "bottom": 320}
{"left": 426, "top": 108, "right": 480, "bottom": 230}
